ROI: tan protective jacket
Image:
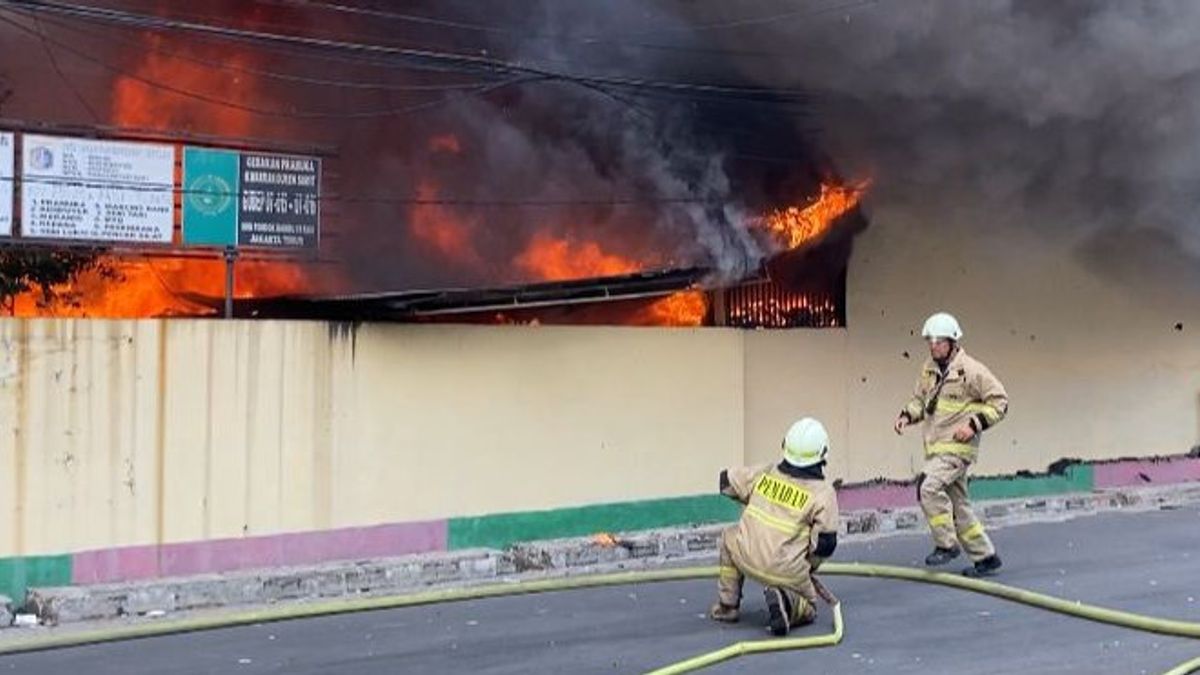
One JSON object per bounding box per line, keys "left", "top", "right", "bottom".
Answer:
{"left": 901, "top": 347, "right": 1009, "bottom": 462}
{"left": 721, "top": 463, "right": 839, "bottom": 598}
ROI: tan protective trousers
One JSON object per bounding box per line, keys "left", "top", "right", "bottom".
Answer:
{"left": 919, "top": 454, "right": 996, "bottom": 561}
{"left": 716, "top": 527, "right": 816, "bottom": 626}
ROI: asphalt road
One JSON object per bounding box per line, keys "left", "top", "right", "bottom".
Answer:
{"left": 5, "top": 505, "right": 1199, "bottom": 674}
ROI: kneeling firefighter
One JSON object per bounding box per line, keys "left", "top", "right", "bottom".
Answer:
{"left": 709, "top": 417, "right": 840, "bottom": 636}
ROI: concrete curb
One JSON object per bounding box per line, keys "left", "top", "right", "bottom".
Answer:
{"left": 840, "top": 482, "right": 1200, "bottom": 537}
{"left": 21, "top": 483, "right": 1200, "bottom": 627}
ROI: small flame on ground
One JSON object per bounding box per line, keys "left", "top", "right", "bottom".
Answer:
{"left": 593, "top": 532, "right": 620, "bottom": 548}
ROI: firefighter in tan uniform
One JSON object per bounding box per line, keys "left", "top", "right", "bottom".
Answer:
{"left": 708, "top": 418, "right": 839, "bottom": 636}
{"left": 894, "top": 312, "right": 1008, "bottom": 577}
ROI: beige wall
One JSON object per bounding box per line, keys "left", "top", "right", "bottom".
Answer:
{"left": 333, "top": 325, "right": 744, "bottom": 523}
{"left": 742, "top": 330, "right": 848, "bottom": 475}
{"left": 1, "top": 218, "right": 1196, "bottom": 558}
{"left": 157, "top": 320, "right": 346, "bottom": 547}
{"left": 0, "top": 321, "right": 164, "bottom": 560}
{"left": 843, "top": 210, "right": 1200, "bottom": 478}
{"left": 0, "top": 320, "right": 749, "bottom": 556}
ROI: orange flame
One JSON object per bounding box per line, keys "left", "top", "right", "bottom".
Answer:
{"left": 509, "top": 234, "right": 705, "bottom": 326}
{"left": 762, "top": 182, "right": 867, "bottom": 250}
{"left": 12, "top": 22, "right": 320, "bottom": 318}
{"left": 644, "top": 291, "right": 708, "bottom": 327}
{"left": 10, "top": 258, "right": 311, "bottom": 318}
{"left": 410, "top": 181, "right": 482, "bottom": 265}
{"left": 726, "top": 288, "right": 840, "bottom": 329}
{"left": 479, "top": 289, "right": 707, "bottom": 328}
{"left": 515, "top": 233, "right": 642, "bottom": 281}
{"left": 110, "top": 33, "right": 256, "bottom": 137}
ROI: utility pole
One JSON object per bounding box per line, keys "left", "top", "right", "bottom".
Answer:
{"left": 223, "top": 245, "right": 237, "bottom": 319}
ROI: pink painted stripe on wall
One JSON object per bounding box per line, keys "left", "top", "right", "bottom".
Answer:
{"left": 72, "top": 520, "right": 447, "bottom": 585}
{"left": 837, "top": 483, "right": 915, "bottom": 511}
{"left": 1093, "top": 457, "right": 1200, "bottom": 489}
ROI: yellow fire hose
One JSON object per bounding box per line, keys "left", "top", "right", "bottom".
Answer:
{"left": 645, "top": 602, "right": 844, "bottom": 675}
{"left": 644, "top": 574, "right": 843, "bottom": 675}
{"left": 0, "top": 563, "right": 1195, "bottom": 674}
{"left": 1163, "top": 657, "right": 1200, "bottom": 675}
{"left": 648, "top": 563, "right": 1200, "bottom": 674}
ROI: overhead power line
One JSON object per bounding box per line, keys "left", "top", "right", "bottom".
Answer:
{"left": 268, "top": 0, "right": 884, "bottom": 41}
{"left": 0, "top": 10, "right": 536, "bottom": 119}
{"left": 24, "top": 10, "right": 813, "bottom": 112}
{"left": 30, "top": 10, "right": 516, "bottom": 94}
{"left": 0, "top": 0, "right": 812, "bottom": 102}
{"left": 31, "top": 13, "right": 101, "bottom": 123}
{"left": 0, "top": 176, "right": 729, "bottom": 208}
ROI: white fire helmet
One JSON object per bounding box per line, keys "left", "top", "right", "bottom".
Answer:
{"left": 922, "top": 312, "right": 963, "bottom": 341}
{"left": 782, "top": 417, "right": 830, "bottom": 468}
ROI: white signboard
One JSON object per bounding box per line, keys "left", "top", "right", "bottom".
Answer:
{"left": 21, "top": 134, "right": 174, "bottom": 243}
{"left": 0, "top": 133, "right": 12, "bottom": 237}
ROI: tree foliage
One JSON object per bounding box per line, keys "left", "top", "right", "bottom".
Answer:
{"left": 0, "top": 247, "right": 114, "bottom": 313}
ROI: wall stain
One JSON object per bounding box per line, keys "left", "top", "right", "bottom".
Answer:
{"left": 153, "top": 322, "right": 168, "bottom": 571}
{"left": 327, "top": 322, "right": 360, "bottom": 363}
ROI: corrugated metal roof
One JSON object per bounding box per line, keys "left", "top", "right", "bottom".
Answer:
{"left": 188, "top": 266, "right": 711, "bottom": 320}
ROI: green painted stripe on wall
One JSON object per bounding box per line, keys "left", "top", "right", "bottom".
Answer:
{"left": 0, "top": 555, "right": 72, "bottom": 603}
{"left": 448, "top": 494, "right": 741, "bottom": 550}
{"left": 969, "top": 464, "right": 1094, "bottom": 500}
{"left": 450, "top": 467, "right": 1099, "bottom": 551}
{"left": 0, "top": 468, "right": 1099, "bottom": 593}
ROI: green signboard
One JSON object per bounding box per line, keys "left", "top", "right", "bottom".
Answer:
{"left": 182, "top": 147, "right": 240, "bottom": 247}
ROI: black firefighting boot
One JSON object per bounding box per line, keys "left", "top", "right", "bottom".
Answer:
{"left": 963, "top": 554, "right": 1003, "bottom": 578}
{"left": 763, "top": 586, "right": 792, "bottom": 637}
{"left": 924, "top": 546, "right": 961, "bottom": 566}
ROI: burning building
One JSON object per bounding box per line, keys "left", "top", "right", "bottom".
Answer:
{"left": 0, "top": 0, "right": 868, "bottom": 329}
{"left": 0, "top": 0, "right": 1196, "bottom": 622}
{"left": 227, "top": 178, "right": 865, "bottom": 327}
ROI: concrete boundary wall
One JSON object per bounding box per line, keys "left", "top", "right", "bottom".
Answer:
{"left": 3, "top": 455, "right": 1199, "bottom": 600}
{"left": 0, "top": 317, "right": 1195, "bottom": 600}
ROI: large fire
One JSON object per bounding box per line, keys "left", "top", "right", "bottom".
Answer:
{"left": 515, "top": 233, "right": 642, "bottom": 281}
{"left": 513, "top": 234, "right": 708, "bottom": 326}
{"left": 495, "top": 179, "right": 864, "bottom": 327}
{"left": 411, "top": 178, "right": 864, "bottom": 328}
{"left": 11, "top": 12, "right": 318, "bottom": 318}
{"left": 8, "top": 0, "right": 863, "bottom": 326}
{"left": 109, "top": 33, "right": 256, "bottom": 137}
{"left": 12, "top": 257, "right": 309, "bottom": 318}
{"left": 410, "top": 181, "right": 483, "bottom": 266}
